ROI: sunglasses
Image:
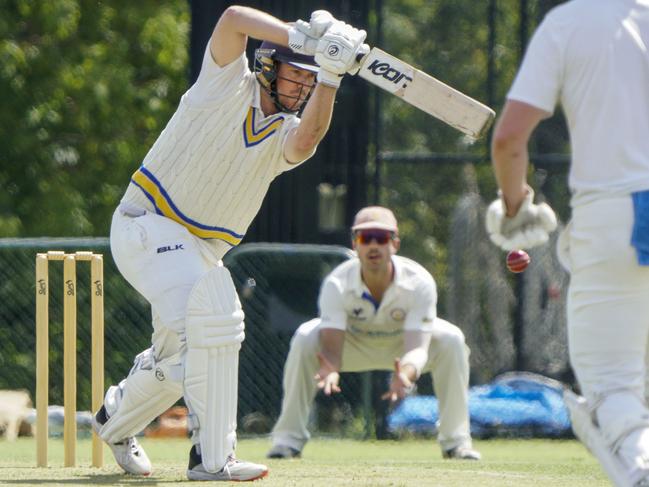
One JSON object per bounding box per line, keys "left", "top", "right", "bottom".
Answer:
{"left": 354, "top": 229, "right": 395, "bottom": 245}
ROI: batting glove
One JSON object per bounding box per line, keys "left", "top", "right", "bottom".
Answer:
{"left": 315, "top": 21, "right": 367, "bottom": 88}
{"left": 347, "top": 43, "right": 370, "bottom": 75}
{"left": 287, "top": 10, "right": 336, "bottom": 56}
{"left": 485, "top": 185, "right": 558, "bottom": 251}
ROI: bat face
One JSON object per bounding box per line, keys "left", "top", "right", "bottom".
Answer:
{"left": 357, "top": 48, "right": 495, "bottom": 139}
{"left": 360, "top": 50, "right": 414, "bottom": 94}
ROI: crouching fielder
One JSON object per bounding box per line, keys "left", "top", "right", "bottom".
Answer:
{"left": 268, "top": 206, "right": 480, "bottom": 461}
{"left": 487, "top": 1, "right": 649, "bottom": 486}
{"left": 91, "top": 5, "right": 369, "bottom": 481}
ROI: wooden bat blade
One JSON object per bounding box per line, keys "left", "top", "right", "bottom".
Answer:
{"left": 357, "top": 48, "right": 495, "bottom": 139}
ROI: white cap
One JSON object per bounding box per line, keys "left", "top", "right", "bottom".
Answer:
{"left": 351, "top": 206, "right": 398, "bottom": 233}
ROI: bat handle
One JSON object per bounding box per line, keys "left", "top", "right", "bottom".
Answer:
{"left": 356, "top": 44, "right": 371, "bottom": 63}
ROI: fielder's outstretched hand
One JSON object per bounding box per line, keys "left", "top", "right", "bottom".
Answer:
{"left": 315, "top": 352, "right": 341, "bottom": 395}
{"left": 381, "top": 358, "right": 414, "bottom": 403}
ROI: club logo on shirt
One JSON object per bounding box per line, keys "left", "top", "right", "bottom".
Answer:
{"left": 348, "top": 300, "right": 375, "bottom": 322}
{"left": 390, "top": 308, "right": 406, "bottom": 321}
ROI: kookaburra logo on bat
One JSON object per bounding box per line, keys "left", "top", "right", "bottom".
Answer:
{"left": 366, "top": 59, "right": 413, "bottom": 87}
{"left": 357, "top": 47, "right": 495, "bottom": 138}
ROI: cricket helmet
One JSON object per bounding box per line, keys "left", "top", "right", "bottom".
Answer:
{"left": 254, "top": 40, "right": 318, "bottom": 113}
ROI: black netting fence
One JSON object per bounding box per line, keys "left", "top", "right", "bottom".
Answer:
{"left": 379, "top": 158, "right": 572, "bottom": 385}
{"left": 0, "top": 239, "right": 378, "bottom": 437}
{"left": 0, "top": 173, "right": 573, "bottom": 438}
{"left": 224, "top": 243, "right": 367, "bottom": 435}
{"left": 0, "top": 238, "right": 151, "bottom": 416}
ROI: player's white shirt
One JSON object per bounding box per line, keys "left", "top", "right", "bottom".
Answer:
{"left": 318, "top": 255, "right": 437, "bottom": 344}
{"left": 121, "top": 45, "right": 302, "bottom": 258}
{"left": 507, "top": 0, "right": 649, "bottom": 207}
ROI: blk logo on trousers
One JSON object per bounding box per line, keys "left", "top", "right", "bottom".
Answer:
{"left": 157, "top": 244, "right": 184, "bottom": 254}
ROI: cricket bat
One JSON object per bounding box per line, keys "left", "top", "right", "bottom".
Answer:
{"left": 356, "top": 47, "right": 495, "bottom": 139}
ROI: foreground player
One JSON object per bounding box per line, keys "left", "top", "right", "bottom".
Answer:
{"left": 268, "top": 206, "right": 480, "bottom": 461}
{"left": 91, "top": 6, "right": 368, "bottom": 481}
{"left": 486, "top": 1, "right": 649, "bottom": 485}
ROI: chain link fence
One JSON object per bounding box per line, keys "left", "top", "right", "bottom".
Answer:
{"left": 0, "top": 239, "right": 372, "bottom": 436}
{"left": 0, "top": 175, "right": 572, "bottom": 437}
{"left": 380, "top": 159, "right": 572, "bottom": 386}
{"left": 0, "top": 238, "right": 151, "bottom": 415}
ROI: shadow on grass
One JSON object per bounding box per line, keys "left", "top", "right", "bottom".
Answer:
{"left": 2, "top": 471, "right": 182, "bottom": 485}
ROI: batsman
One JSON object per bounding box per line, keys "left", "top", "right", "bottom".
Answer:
{"left": 91, "top": 6, "right": 369, "bottom": 481}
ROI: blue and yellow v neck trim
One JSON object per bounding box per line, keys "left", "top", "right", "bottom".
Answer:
{"left": 242, "top": 107, "right": 284, "bottom": 148}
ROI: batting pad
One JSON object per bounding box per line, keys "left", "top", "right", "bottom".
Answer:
{"left": 184, "top": 266, "right": 245, "bottom": 472}
{"left": 99, "top": 350, "right": 183, "bottom": 444}
{"left": 564, "top": 390, "right": 636, "bottom": 487}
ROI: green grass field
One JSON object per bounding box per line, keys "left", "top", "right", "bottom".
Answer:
{"left": 0, "top": 437, "right": 609, "bottom": 486}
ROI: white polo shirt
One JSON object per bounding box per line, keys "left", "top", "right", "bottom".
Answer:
{"left": 507, "top": 0, "right": 649, "bottom": 206}
{"left": 121, "top": 45, "right": 302, "bottom": 258}
{"left": 318, "top": 255, "right": 437, "bottom": 343}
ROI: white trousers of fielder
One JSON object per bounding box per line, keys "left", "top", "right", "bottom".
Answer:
{"left": 271, "top": 317, "right": 472, "bottom": 453}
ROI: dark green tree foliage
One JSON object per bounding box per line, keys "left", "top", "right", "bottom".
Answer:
{"left": 378, "top": 0, "right": 570, "bottom": 299}
{"left": 377, "top": 0, "right": 501, "bottom": 290}
{"left": 0, "top": 0, "right": 571, "bottom": 251}
{"left": 0, "top": 0, "right": 189, "bottom": 237}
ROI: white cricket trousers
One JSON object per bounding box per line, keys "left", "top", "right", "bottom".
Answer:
{"left": 107, "top": 209, "right": 220, "bottom": 424}
{"left": 563, "top": 195, "right": 649, "bottom": 453}
{"left": 111, "top": 208, "right": 222, "bottom": 341}
{"left": 271, "top": 318, "right": 472, "bottom": 452}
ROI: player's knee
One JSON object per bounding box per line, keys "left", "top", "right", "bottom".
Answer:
{"left": 440, "top": 327, "right": 468, "bottom": 356}
{"left": 186, "top": 266, "right": 245, "bottom": 349}
{"left": 100, "top": 350, "right": 184, "bottom": 443}
{"left": 290, "top": 320, "right": 320, "bottom": 355}
{"left": 105, "top": 348, "right": 184, "bottom": 417}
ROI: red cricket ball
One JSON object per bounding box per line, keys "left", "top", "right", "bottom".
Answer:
{"left": 506, "top": 249, "right": 530, "bottom": 273}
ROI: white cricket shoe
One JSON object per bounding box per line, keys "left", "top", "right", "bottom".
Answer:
{"left": 187, "top": 445, "right": 269, "bottom": 481}
{"left": 443, "top": 445, "right": 482, "bottom": 460}
{"left": 92, "top": 406, "right": 152, "bottom": 476}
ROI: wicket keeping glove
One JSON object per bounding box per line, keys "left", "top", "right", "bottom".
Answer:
{"left": 288, "top": 10, "right": 336, "bottom": 56}
{"left": 485, "top": 185, "right": 558, "bottom": 251}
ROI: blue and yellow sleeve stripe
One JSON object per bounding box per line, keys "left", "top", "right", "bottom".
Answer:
{"left": 130, "top": 166, "right": 244, "bottom": 246}
{"left": 243, "top": 107, "right": 284, "bottom": 147}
